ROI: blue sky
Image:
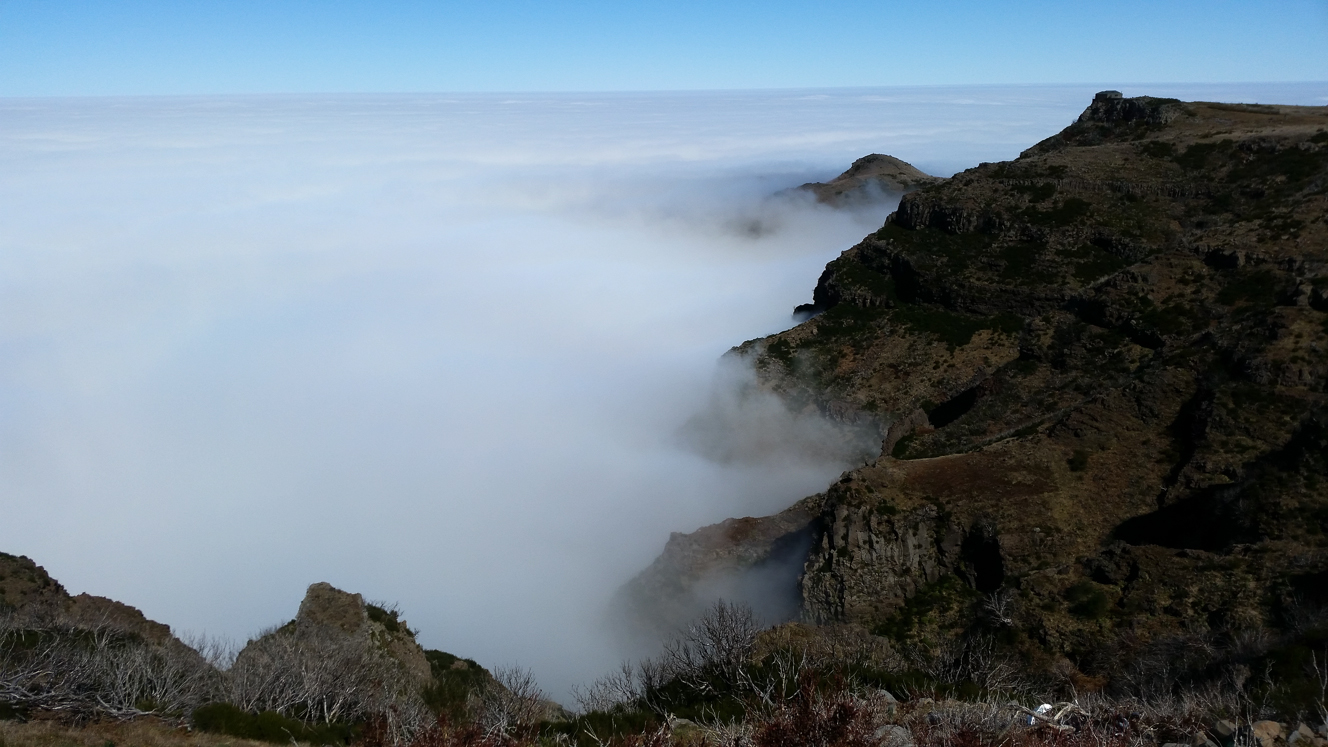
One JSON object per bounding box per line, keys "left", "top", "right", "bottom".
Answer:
{"left": 1, "top": 0, "right": 1325, "bottom": 95}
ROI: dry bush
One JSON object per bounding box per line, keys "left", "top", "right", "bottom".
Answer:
{"left": 661, "top": 601, "right": 759, "bottom": 698}
{"left": 0, "top": 613, "right": 219, "bottom": 720}
{"left": 473, "top": 666, "right": 547, "bottom": 739}
{"left": 980, "top": 590, "right": 1017, "bottom": 629}
{"left": 360, "top": 715, "right": 495, "bottom": 747}
{"left": 573, "top": 601, "right": 762, "bottom": 716}
{"left": 697, "top": 718, "right": 755, "bottom": 747}
{"left": 572, "top": 662, "right": 645, "bottom": 713}
{"left": 908, "top": 635, "right": 1029, "bottom": 696}
{"left": 750, "top": 671, "right": 878, "bottom": 747}
{"left": 224, "top": 623, "right": 432, "bottom": 738}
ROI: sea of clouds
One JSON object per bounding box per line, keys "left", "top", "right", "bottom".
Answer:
{"left": 1, "top": 83, "right": 1324, "bottom": 700}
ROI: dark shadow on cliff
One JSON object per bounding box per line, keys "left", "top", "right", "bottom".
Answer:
{"left": 1115, "top": 411, "right": 1328, "bottom": 551}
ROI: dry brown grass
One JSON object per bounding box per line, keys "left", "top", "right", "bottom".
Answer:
{"left": 0, "top": 718, "right": 297, "bottom": 747}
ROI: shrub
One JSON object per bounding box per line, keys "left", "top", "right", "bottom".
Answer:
{"left": 192, "top": 702, "right": 356, "bottom": 745}
{"left": 421, "top": 650, "right": 490, "bottom": 723}
{"left": 540, "top": 707, "right": 660, "bottom": 747}
{"left": 366, "top": 604, "right": 408, "bottom": 635}
{"left": 1066, "top": 582, "right": 1110, "bottom": 619}
{"left": 1173, "top": 140, "right": 1232, "bottom": 170}
{"left": 1138, "top": 141, "right": 1176, "bottom": 159}
{"left": 753, "top": 672, "right": 876, "bottom": 747}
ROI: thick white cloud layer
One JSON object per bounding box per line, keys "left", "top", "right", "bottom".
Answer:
{"left": 1, "top": 84, "right": 1324, "bottom": 700}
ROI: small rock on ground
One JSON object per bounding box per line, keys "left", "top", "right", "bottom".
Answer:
{"left": 875, "top": 724, "right": 914, "bottom": 747}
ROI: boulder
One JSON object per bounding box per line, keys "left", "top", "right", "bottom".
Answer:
{"left": 875, "top": 724, "right": 914, "bottom": 747}
{"left": 1253, "top": 721, "right": 1286, "bottom": 747}
{"left": 1214, "top": 720, "right": 1240, "bottom": 743}
{"left": 1289, "top": 725, "right": 1315, "bottom": 746}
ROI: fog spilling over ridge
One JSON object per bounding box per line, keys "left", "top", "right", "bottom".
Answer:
{"left": 2, "top": 83, "right": 1325, "bottom": 701}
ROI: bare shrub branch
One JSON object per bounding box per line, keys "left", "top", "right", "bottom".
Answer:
{"left": 475, "top": 665, "right": 547, "bottom": 738}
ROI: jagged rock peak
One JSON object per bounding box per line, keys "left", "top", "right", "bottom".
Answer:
{"left": 239, "top": 581, "right": 434, "bottom": 689}
{"left": 297, "top": 581, "right": 369, "bottom": 634}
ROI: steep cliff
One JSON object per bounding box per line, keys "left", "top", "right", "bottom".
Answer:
{"left": 614, "top": 495, "right": 824, "bottom": 640}
{"left": 631, "top": 92, "right": 1328, "bottom": 681}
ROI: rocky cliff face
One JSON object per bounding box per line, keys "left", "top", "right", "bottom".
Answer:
{"left": 629, "top": 92, "right": 1328, "bottom": 680}
{"left": 614, "top": 495, "right": 824, "bottom": 640}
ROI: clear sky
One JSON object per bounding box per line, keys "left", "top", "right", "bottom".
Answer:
{"left": 1, "top": 0, "right": 1325, "bottom": 95}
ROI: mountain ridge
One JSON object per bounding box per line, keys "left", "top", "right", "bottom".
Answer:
{"left": 621, "top": 90, "right": 1328, "bottom": 689}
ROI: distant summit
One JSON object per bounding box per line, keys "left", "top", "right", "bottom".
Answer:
{"left": 798, "top": 153, "right": 944, "bottom": 206}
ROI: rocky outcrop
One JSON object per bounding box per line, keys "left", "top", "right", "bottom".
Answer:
{"left": 798, "top": 154, "right": 944, "bottom": 207}
{"left": 236, "top": 582, "right": 433, "bottom": 690}
{"left": 226, "top": 582, "right": 510, "bottom": 725}
{"left": 1020, "top": 90, "right": 1192, "bottom": 158}
{"left": 1079, "top": 90, "right": 1188, "bottom": 127}
{"left": 0, "top": 552, "right": 176, "bottom": 644}
{"left": 615, "top": 495, "right": 823, "bottom": 639}
{"left": 298, "top": 582, "right": 370, "bottom": 634}
{"left": 0, "top": 554, "right": 505, "bottom": 724}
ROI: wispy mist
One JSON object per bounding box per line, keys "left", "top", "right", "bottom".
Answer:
{"left": 2, "top": 84, "right": 1324, "bottom": 701}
